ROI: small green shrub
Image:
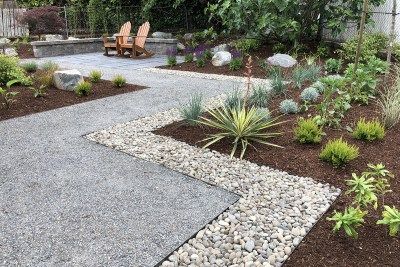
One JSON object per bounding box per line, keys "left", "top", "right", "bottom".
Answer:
{"left": 248, "top": 85, "right": 270, "bottom": 108}
{"left": 292, "top": 64, "right": 321, "bottom": 89}
{"left": 196, "top": 57, "right": 206, "bottom": 68}
{"left": 279, "top": 99, "right": 298, "bottom": 114}
{"left": 353, "top": 118, "right": 385, "bottom": 141}
{"left": 21, "top": 61, "right": 38, "bottom": 73}
{"left": 327, "top": 207, "right": 367, "bottom": 238}
{"left": 34, "top": 70, "right": 54, "bottom": 89}
{"left": 185, "top": 53, "right": 194, "bottom": 63}
{"left": 325, "top": 58, "right": 342, "bottom": 74}
{"left": 341, "top": 33, "right": 388, "bottom": 62}
{"left": 75, "top": 81, "right": 92, "bottom": 97}
{"left": 0, "top": 54, "right": 30, "bottom": 85}
{"left": 89, "top": 70, "right": 102, "bottom": 83}
{"left": 377, "top": 206, "right": 400, "bottom": 237}
{"left": 316, "top": 43, "right": 330, "bottom": 58}
{"left": 233, "top": 38, "right": 260, "bottom": 53}
{"left": 294, "top": 118, "right": 324, "bottom": 144}
{"left": 180, "top": 94, "right": 203, "bottom": 125}
{"left": 320, "top": 138, "right": 359, "bottom": 167}
{"left": 364, "top": 57, "right": 389, "bottom": 75}
{"left": 225, "top": 88, "right": 243, "bottom": 109}
{"left": 41, "top": 61, "right": 59, "bottom": 72}
{"left": 270, "top": 70, "right": 286, "bottom": 96}
{"left": 272, "top": 42, "right": 286, "bottom": 54}
{"left": 112, "top": 75, "right": 126, "bottom": 88}
{"left": 167, "top": 56, "right": 177, "bottom": 67}
{"left": 204, "top": 49, "right": 213, "bottom": 60}
{"left": 301, "top": 87, "right": 320, "bottom": 103}
{"left": 229, "top": 58, "right": 243, "bottom": 71}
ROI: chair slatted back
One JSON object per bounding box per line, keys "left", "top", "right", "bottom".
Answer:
{"left": 119, "top": 21, "right": 131, "bottom": 44}
{"left": 135, "top": 21, "right": 150, "bottom": 48}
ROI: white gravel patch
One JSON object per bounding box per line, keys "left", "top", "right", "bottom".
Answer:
{"left": 141, "top": 67, "right": 271, "bottom": 85}
{"left": 86, "top": 96, "right": 340, "bottom": 267}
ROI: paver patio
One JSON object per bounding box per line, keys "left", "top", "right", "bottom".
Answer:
{"left": 0, "top": 54, "right": 242, "bottom": 266}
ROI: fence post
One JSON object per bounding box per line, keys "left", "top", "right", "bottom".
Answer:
{"left": 387, "top": 0, "right": 397, "bottom": 65}
{"left": 64, "top": 6, "right": 69, "bottom": 38}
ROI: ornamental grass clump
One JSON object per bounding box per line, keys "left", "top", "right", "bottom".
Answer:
{"left": 248, "top": 85, "right": 270, "bottom": 108}
{"left": 21, "top": 61, "right": 38, "bottom": 73}
{"left": 320, "top": 138, "right": 359, "bottom": 167}
{"left": 199, "top": 106, "right": 284, "bottom": 159}
{"left": 352, "top": 118, "right": 385, "bottom": 142}
{"left": 180, "top": 94, "right": 203, "bottom": 125}
{"left": 41, "top": 61, "right": 59, "bottom": 72}
{"left": 112, "top": 75, "right": 126, "bottom": 88}
{"left": 224, "top": 88, "right": 244, "bottom": 109}
{"left": 279, "top": 99, "right": 298, "bottom": 114}
{"left": 166, "top": 48, "right": 177, "bottom": 67}
{"left": 88, "top": 70, "right": 102, "bottom": 83}
{"left": 75, "top": 81, "right": 92, "bottom": 97}
{"left": 294, "top": 118, "right": 324, "bottom": 144}
{"left": 378, "top": 71, "right": 400, "bottom": 129}
{"left": 301, "top": 87, "right": 320, "bottom": 103}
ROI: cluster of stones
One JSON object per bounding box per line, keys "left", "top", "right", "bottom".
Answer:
{"left": 86, "top": 96, "right": 340, "bottom": 267}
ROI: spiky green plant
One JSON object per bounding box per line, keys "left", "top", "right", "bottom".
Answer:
{"left": 199, "top": 106, "right": 284, "bottom": 159}
{"left": 112, "top": 75, "right": 126, "bottom": 88}
{"left": 319, "top": 138, "right": 359, "bottom": 167}
{"left": 327, "top": 207, "right": 367, "bottom": 238}
{"left": 180, "top": 94, "right": 203, "bottom": 125}
{"left": 294, "top": 118, "right": 324, "bottom": 144}
{"left": 352, "top": 118, "right": 385, "bottom": 141}
{"left": 248, "top": 85, "right": 270, "bottom": 108}
{"left": 89, "top": 70, "right": 102, "bottom": 83}
{"left": 377, "top": 206, "right": 400, "bottom": 237}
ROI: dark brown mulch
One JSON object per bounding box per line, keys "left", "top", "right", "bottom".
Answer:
{"left": 154, "top": 82, "right": 400, "bottom": 266}
{"left": 0, "top": 78, "right": 146, "bottom": 121}
{"left": 16, "top": 43, "right": 34, "bottom": 59}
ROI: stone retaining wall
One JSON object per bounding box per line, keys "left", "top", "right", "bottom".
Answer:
{"left": 31, "top": 38, "right": 177, "bottom": 58}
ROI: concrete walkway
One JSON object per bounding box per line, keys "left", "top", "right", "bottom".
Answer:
{"left": 1, "top": 53, "right": 240, "bottom": 266}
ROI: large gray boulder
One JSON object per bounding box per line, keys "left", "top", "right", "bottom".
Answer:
{"left": 212, "top": 51, "right": 232, "bottom": 67}
{"left": 267, "top": 54, "right": 297, "bottom": 68}
{"left": 53, "top": 69, "right": 84, "bottom": 91}
{"left": 45, "top": 34, "right": 64, "bottom": 41}
{"left": 152, "top": 32, "right": 173, "bottom": 39}
{"left": 212, "top": 44, "right": 229, "bottom": 54}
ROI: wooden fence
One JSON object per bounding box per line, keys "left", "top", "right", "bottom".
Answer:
{"left": 0, "top": 7, "right": 28, "bottom": 37}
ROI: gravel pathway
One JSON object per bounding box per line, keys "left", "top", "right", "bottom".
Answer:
{"left": 87, "top": 96, "right": 341, "bottom": 267}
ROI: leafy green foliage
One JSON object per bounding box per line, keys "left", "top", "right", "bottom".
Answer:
{"left": 199, "top": 105, "right": 284, "bottom": 159}
{"left": 319, "top": 138, "right": 359, "bottom": 167}
{"left": 204, "top": 50, "right": 213, "bottom": 60}
{"left": 364, "top": 57, "right": 389, "bottom": 75}
{"left": 75, "top": 81, "right": 92, "bottom": 97}
{"left": 344, "top": 65, "right": 378, "bottom": 104}
{"left": 184, "top": 53, "right": 194, "bottom": 63}
{"left": 167, "top": 56, "right": 177, "bottom": 67}
{"left": 272, "top": 42, "right": 286, "bottom": 54}
{"left": 248, "top": 85, "right": 270, "bottom": 108}
{"left": 294, "top": 118, "right": 324, "bottom": 144}
{"left": 229, "top": 58, "right": 243, "bottom": 71}
{"left": 0, "top": 55, "right": 30, "bottom": 86}
{"left": 327, "top": 207, "right": 367, "bottom": 238}
{"left": 112, "top": 75, "right": 126, "bottom": 88}
{"left": 316, "top": 43, "right": 330, "bottom": 58}
{"left": 346, "top": 173, "right": 378, "bottom": 209}
{"left": 353, "top": 118, "right": 385, "bottom": 141}
{"left": 21, "top": 61, "right": 38, "bottom": 73}
{"left": 377, "top": 206, "right": 400, "bottom": 237}
{"left": 196, "top": 57, "right": 206, "bottom": 68}
{"left": 233, "top": 38, "right": 260, "bottom": 54}
{"left": 363, "top": 163, "right": 393, "bottom": 197}
{"left": 279, "top": 99, "right": 298, "bottom": 114}
{"left": 325, "top": 58, "right": 342, "bottom": 74}
{"left": 0, "top": 80, "right": 20, "bottom": 109}
{"left": 180, "top": 94, "right": 203, "bottom": 125}
{"left": 89, "top": 70, "right": 102, "bottom": 83}
{"left": 341, "top": 33, "right": 389, "bottom": 62}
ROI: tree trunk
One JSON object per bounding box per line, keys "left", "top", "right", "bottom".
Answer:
{"left": 387, "top": 0, "right": 397, "bottom": 64}
{"left": 354, "top": 0, "right": 369, "bottom": 71}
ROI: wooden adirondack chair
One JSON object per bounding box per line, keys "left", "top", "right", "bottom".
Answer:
{"left": 103, "top": 21, "right": 131, "bottom": 56}
{"left": 120, "top": 21, "right": 154, "bottom": 59}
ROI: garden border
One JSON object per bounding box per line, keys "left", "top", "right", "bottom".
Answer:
{"left": 86, "top": 95, "right": 341, "bottom": 266}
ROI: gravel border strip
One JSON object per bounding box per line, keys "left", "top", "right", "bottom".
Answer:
{"left": 140, "top": 67, "right": 272, "bottom": 84}
{"left": 86, "top": 96, "right": 340, "bottom": 267}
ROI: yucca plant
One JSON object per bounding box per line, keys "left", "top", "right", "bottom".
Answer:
{"left": 377, "top": 205, "right": 400, "bottom": 237}
{"left": 199, "top": 105, "right": 284, "bottom": 159}
{"left": 327, "top": 207, "right": 367, "bottom": 238}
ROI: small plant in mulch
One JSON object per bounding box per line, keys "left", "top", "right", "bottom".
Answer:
{"left": 75, "top": 81, "right": 92, "bottom": 97}
{"left": 0, "top": 79, "right": 20, "bottom": 109}
{"left": 180, "top": 93, "right": 203, "bottom": 126}
{"left": 166, "top": 48, "right": 177, "bottom": 67}
{"left": 319, "top": 137, "right": 359, "bottom": 167}
{"left": 352, "top": 118, "right": 385, "bottom": 142}
{"left": 112, "top": 75, "right": 126, "bottom": 88}
{"left": 294, "top": 117, "right": 324, "bottom": 144}
{"left": 89, "top": 70, "right": 102, "bottom": 83}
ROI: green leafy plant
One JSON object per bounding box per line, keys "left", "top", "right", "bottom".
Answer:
{"left": 185, "top": 53, "right": 194, "bottom": 63}
{"left": 363, "top": 163, "right": 393, "bottom": 200}
{"left": 196, "top": 57, "right": 206, "bottom": 68}
{"left": 327, "top": 207, "right": 367, "bottom": 238}
{"left": 233, "top": 38, "right": 260, "bottom": 54}
{"left": 89, "top": 70, "right": 102, "bottom": 83}
{"left": 248, "top": 85, "right": 270, "bottom": 108}
{"left": 272, "top": 42, "right": 286, "bottom": 54}
{"left": 279, "top": 99, "right": 298, "bottom": 114}
{"left": 325, "top": 58, "right": 342, "bottom": 74}
{"left": 352, "top": 118, "right": 385, "bottom": 141}
{"left": 204, "top": 49, "right": 213, "bottom": 60}
{"left": 270, "top": 68, "right": 287, "bottom": 96}
{"left": 0, "top": 55, "right": 31, "bottom": 86}
{"left": 364, "top": 57, "right": 389, "bottom": 75}
{"left": 41, "top": 61, "right": 59, "bottom": 72}
{"left": 346, "top": 173, "right": 378, "bottom": 209}
{"left": 229, "top": 58, "right": 243, "bottom": 71}
{"left": 0, "top": 79, "right": 20, "bottom": 109}
{"left": 199, "top": 105, "right": 284, "bottom": 159}
{"left": 112, "top": 75, "right": 126, "bottom": 88}
{"left": 377, "top": 206, "right": 400, "bottom": 237}
{"left": 319, "top": 138, "right": 359, "bottom": 167}
{"left": 292, "top": 64, "right": 321, "bottom": 89}
{"left": 75, "top": 81, "right": 92, "bottom": 97}
{"left": 167, "top": 56, "right": 177, "bottom": 67}
{"left": 345, "top": 65, "right": 378, "bottom": 104}
{"left": 341, "top": 33, "right": 389, "bottom": 62}
{"left": 316, "top": 43, "right": 330, "bottom": 58}
{"left": 294, "top": 118, "right": 324, "bottom": 144}
{"left": 30, "top": 85, "right": 47, "bottom": 98}
{"left": 21, "top": 61, "right": 38, "bottom": 73}
{"left": 180, "top": 93, "right": 203, "bottom": 125}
